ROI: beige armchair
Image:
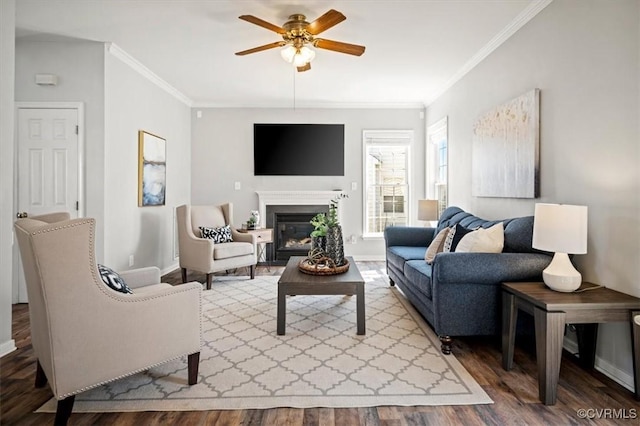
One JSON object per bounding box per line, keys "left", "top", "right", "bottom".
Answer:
{"left": 177, "top": 204, "right": 257, "bottom": 289}
{"left": 14, "top": 213, "right": 202, "bottom": 426}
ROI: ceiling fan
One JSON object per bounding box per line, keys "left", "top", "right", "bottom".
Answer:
{"left": 235, "top": 9, "right": 366, "bottom": 72}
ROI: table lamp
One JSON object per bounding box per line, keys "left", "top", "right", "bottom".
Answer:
{"left": 532, "top": 203, "right": 588, "bottom": 292}
{"left": 418, "top": 199, "right": 439, "bottom": 226}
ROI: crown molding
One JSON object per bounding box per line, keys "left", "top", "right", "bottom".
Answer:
{"left": 106, "top": 43, "right": 193, "bottom": 107}
{"left": 191, "top": 101, "right": 425, "bottom": 110}
{"left": 425, "top": 0, "right": 553, "bottom": 106}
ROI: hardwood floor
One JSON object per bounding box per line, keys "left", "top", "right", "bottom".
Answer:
{"left": 2, "top": 262, "right": 639, "bottom": 425}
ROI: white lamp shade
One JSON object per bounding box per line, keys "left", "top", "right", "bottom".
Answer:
{"left": 418, "top": 199, "right": 439, "bottom": 221}
{"left": 532, "top": 203, "right": 588, "bottom": 254}
{"left": 280, "top": 45, "right": 297, "bottom": 63}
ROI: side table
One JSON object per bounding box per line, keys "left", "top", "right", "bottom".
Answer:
{"left": 238, "top": 228, "right": 273, "bottom": 270}
{"left": 502, "top": 281, "right": 640, "bottom": 405}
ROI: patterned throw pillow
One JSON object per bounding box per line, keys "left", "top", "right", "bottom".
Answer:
{"left": 425, "top": 227, "right": 451, "bottom": 264}
{"left": 97, "top": 264, "right": 133, "bottom": 294}
{"left": 443, "top": 224, "right": 475, "bottom": 252}
{"left": 199, "top": 225, "right": 233, "bottom": 243}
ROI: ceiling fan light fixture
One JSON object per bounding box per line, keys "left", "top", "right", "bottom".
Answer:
{"left": 280, "top": 45, "right": 297, "bottom": 63}
{"left": 294, "top": 46, "right": 315, "bottom": 66}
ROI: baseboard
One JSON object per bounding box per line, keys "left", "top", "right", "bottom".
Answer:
{"left": 0, "top": 339, "right": 16, "bottom": 358}
{"left": 563, "top": 336, "right": 634, "bottom": 392}
{"left": 161, "top": 261, "right": 179, "bottom": 277}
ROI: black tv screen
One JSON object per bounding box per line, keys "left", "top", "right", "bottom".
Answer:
{"left": 254, "top": 123, "right": 345, "bottom": 176}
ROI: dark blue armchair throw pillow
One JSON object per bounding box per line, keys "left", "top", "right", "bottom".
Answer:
{"left": 98, "top": 264, "right": 133, "bottom": 294}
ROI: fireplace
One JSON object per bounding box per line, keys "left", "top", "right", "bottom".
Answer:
{"left": 266, "top": 205, "right": 329, "bottom": 264}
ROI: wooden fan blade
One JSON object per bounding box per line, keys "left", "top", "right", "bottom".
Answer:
{"left": 297, "top": 63, "right": 311, "bottom": 72}
{"left": 306, "top": 9, "right": 346, "bottom": 35}
{"left": 314, "top": 38, "right": 366, "bottom": 56}
{"left": 238, "top": 15, "right": 285, "bottom": 34}
{"left": 235, "top": 41, "right": 285, "bottom": 56}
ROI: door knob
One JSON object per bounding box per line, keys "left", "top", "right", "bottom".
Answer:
{"left": 16, "top": 212, "right": 28, "bottom": 219}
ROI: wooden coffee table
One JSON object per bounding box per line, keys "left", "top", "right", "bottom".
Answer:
{"left": 277, "top": 256, "right": 365, "bottom": 335}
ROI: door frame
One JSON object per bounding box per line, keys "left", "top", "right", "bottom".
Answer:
{"left": 12, "top": 101, "right": 85, "bottom": 303}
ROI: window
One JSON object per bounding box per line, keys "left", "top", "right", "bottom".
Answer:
{"left": 363, "top": 130, "right": 412, "bottom": 236}
{"left": 426, "top": 117, "right": 448, "bottom": 217}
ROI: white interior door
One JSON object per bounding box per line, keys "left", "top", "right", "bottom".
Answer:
{"left": 14, "top": 107, "right": 80, "bottom": 303}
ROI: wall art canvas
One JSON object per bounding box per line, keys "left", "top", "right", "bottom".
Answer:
{"left": 138, "top": 130, "right": 166, "bottom": 206}
{"left": 472, "top": 89, "right": 540, "bottom": 198}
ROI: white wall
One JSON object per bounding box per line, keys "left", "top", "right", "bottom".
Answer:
{"left": 0, "top": 0, "right": 16, "bottom": 357}
{"left": 104, "top": 49, "right": 191, "bottom": 272}
{"left": 191, "top": 108, "right": 425, "bottom": 259}
{"left": 15, "top": 38, "right": 106, "bottom": 261}
{"left": 427, "top": 0, "right": 640, "bottom": 388}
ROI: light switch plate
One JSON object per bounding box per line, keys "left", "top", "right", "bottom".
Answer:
{"left": 234, "top": 181, "right": 241, "bottom": 190}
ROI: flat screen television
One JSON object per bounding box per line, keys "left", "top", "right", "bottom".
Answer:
{"left": 253, "top": 123, "right": 345, "bottom": 176}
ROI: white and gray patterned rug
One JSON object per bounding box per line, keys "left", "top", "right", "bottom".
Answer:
{"left": 39, "top": 269, "right": 492, "bottom": 412}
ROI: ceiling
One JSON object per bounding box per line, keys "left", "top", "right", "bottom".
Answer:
{"left": 15, "top": 0, "right": 546, "bottom": 108}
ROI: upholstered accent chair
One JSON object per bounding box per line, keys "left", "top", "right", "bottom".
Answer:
{"left": 176, "top": 204, "right": 257, "bottom": 289}
{"left": 14, "top": 212, "right": 202, "bottom": 426}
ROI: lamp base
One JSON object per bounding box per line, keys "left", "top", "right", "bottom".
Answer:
{"left": 542, "top": 252, "right": 582, "bottom": 292}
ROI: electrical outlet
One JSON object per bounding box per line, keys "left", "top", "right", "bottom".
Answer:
{"left": 350, "top": 235, "right": 357, "bottom": 244}
{"left": 129, "top": 255, "right": 134, "bottom": 267}
{"left": 234, "top": 181, "right": 241, "bottom": 190}
{"left": 351, "top": 182, "right": 357, "bottom": 191}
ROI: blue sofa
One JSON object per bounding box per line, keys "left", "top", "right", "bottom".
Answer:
{"left": 384, "top": 206, "right": 552, "bottom": 354}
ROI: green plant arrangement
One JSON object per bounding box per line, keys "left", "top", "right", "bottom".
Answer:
{"left": 310, "top": 213, "right": 327, "bottom": 237}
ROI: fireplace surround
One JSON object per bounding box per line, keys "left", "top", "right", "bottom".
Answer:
{"left": 256, "top": 191, "right": 345, "bottom": 265}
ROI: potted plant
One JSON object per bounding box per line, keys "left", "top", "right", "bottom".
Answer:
{"left": 310, "top": 213, "right": 328, "bottom": 253}
{"left": 324, "top": 194, "right": 347, "bottom": 266}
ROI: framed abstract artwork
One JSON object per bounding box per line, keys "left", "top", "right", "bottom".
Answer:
{"left": 138, "top": 130, "right": 166, "bottom": 206}
{"left": 472, "top": 89, "right": 540, "bottom": 198}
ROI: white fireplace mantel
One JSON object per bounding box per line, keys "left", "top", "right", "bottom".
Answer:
{"left": 256, "top": 190, "right": 345, "bottom": 227}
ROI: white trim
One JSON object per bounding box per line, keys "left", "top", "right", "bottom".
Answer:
{"left": 256, "top": 190, "right": 345, "bottom": 228}
{"left": 192, "top": 101, "right": 426, "bottom": 109}
{"left": 0, "top": 339, "right": 16, "bottom": 358}
{"left": 563, "top": 337, "right": 635, "bottom": 392}
{"left": 426, "top": 0, "right": 554, "bottom": 106}
{"left": 161, "top": 262, "right": 179, "bottom": 278}
{"left": 106, "top": 43, "right": 193, "bottom": 107}
{"left": 350, "top": 254, "right": 386, "bottom": 262}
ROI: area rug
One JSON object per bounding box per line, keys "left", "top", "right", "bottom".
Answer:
{"left": 38, "top": 268, "right": 492, "bottom": 412}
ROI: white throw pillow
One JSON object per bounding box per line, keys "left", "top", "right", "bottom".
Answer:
{"left": 454, "top": 222, "right": 504, "bottom": 253}
{"left": 425, "top": 227, "right": 451, "bottom": 264}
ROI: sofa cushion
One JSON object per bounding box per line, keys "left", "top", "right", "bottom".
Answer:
{"left": 200, "top": 225, "right": 233, "bottom": 243}
{"left": 387, "top": 246, "right": 427, "bottom": 271}
{"left": 425, "top": 227, "right": 450, "bottom": 264}
{"left": 404, "top": 260, "right": 434, "bottom": 300}
{"left": 191, "top": 206, "right": 227, "bottom": 234}
{"left": 456, "top": 222, "right": 504, "bottom": 253}
{"left": 97, "top": 264, "right": 133, "bottom": 294}
{"left": 213, "top": 242, "right": 253, "bottom": 260}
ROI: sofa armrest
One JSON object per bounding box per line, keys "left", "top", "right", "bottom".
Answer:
{"left": 432, "top": 252, "right": 552, "bottom": 285}
{"left": 384, "top": 226, "right": 435, "bottom": 248}
{"left": 118, "top": 266, "right": 161, "bottom": 289}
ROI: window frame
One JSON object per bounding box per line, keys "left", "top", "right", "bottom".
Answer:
{"left": 362, "top": 129, "right": 413, "bottom": 238}
{"left": 426, "top": 117, "right": 448, "bottom": 217}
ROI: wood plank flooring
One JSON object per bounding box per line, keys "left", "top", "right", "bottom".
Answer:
{"left": 2, "top": 262, "right": 639, "bottom": 425}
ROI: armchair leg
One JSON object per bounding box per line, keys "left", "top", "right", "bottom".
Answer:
{"left": 206, "top": 274, "right": 212, "bottom": 290}
{"left": 35, "top": 360, "right": 48, "bottom": 388}
{"left": 188, "top": 352, "right": 200, "bottom": 385}
{"left": 181, "top": 268, "right": 187, "bottom": 283}
{"left": 250, "top": 264, "right": 256, "bottom": 279}
{"left": 389, "top": 278, "right": 395, "bottom": 287}
{"left": 54, "top": 395, "right": 75, "bottom": 426}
